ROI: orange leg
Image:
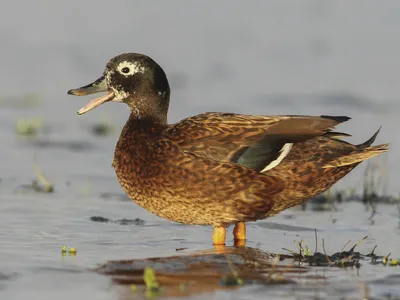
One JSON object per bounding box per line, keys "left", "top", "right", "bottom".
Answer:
{"left": 233, "top": 222, "right": 246, "bottom": 242}
{"left": 212, "top": 226, "right": 226, "bottom": 245}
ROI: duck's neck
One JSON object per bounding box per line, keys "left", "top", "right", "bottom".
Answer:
{"left": 124, "top": 113, "right": 167, "bottom": 132}
{"left": 117, "top": 112, "right": 167, "bottom": 152}
{"left": 126, "top": 93, "right": 169, "bottom": 125}
{"left": 113, "top": 113, "right": 165, "bottom": 170}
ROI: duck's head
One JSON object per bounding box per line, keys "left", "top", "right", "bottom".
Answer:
{"left": 68, "top": 53, "right": 170, "bottom": 122}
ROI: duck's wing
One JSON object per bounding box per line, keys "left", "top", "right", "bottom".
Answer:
{"left": 150, "top": 141, "right": 285, "bottom": 222}
{"left": 166, "top": 113, "right": 350, "bottom": 172}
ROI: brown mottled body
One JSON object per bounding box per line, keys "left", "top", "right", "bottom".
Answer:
{"left": 112, "top": 113, "right": 387, "bottom": 227}
{"left": 68, "top": 52, "right": 389, "bottom": 245}
{"left": 113, "top": 115, "right": 283, "bottom": 227}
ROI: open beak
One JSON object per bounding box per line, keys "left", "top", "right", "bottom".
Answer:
{"left": 67, "top": 76, "right": 115, "bottom": 115}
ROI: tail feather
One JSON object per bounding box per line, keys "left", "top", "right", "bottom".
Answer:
{"left": 323, "top": 127, "right": 388, "bottom": 168}
{"left": 322, "top": 144, "right": 388, "bottom": 168}
{"left": 358, "top": 126, "right": 382, "bottom": 148}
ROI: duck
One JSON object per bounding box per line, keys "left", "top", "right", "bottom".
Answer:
{"left": 68, "top": 53, "right": 388, "bottom": 246}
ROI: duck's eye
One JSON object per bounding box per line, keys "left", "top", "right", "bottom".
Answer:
{"left": 117, "top": 61, "right": 146, "bottom": 76}
{"left": 121, "top": 67, "right": 130, "bottom": 74}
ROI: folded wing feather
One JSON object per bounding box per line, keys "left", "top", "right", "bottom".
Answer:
{"left": 166, "top": 113, "right": 350, "bottom": 172}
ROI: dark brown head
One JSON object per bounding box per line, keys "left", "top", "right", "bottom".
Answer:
{"left": 68, "top": 53, "right": 170, "bottom": 123}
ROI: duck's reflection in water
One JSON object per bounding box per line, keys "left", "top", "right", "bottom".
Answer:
{"left": 96, "top": 245, "right": 311, "bottom": 298}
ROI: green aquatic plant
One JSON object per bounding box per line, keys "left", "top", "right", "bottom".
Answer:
{"left": 144, "top": 267, "right": 159, "bottom": 289}
{"left": 280, "top": 234, "right": 399, "bottom": 269}
{"left": 61, "top": 245, "right": 77, "bottom": 257}
{"left": 129, "top": 284, "right": 137, "bottom": 292}
{"left": 143, "top": 267, "right": 160, "bottom": 298}
{"left": 221, "top": 253, "right": 244, "bottom": 286}
{"left": 178, "top": 283, "right": 186, "bottom": 292}
{"left": 389, "top": 258, "right": 399, "bottom": 266}
{"left": 16, "top": 117, "right": 44, "bottom": 137}
{"left": 32, "top": 161, "right": 54, "bottom": 193}
{"left": 282, "top": 238, "right": 314, "bottom": 260}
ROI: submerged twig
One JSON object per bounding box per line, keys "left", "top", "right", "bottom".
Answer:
{"left": 322, "top": 239, "right": 333, "bottom": 265}
{"left": 348, "top": 236, "right": 368, "bottom": 253}
{"left": 314, "top": 229, "right": 318, "bottom": 254}
{"left": 341, "top": 240, "right": 352, "bottom": 252}
{"left": 32, "top": 159, "right": 54, "bottom": 193}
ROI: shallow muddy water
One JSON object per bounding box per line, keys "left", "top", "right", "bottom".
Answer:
{"left": 1, "top": 1, "right": 400, "bottom": 299}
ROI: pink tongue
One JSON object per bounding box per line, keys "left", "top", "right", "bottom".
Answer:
{"left": 77, "top": 91, "right": 115, "bottom": 115}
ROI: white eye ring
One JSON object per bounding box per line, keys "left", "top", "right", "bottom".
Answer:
{"left": 117, "top": 61, "right": 145, "bottom": 76}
